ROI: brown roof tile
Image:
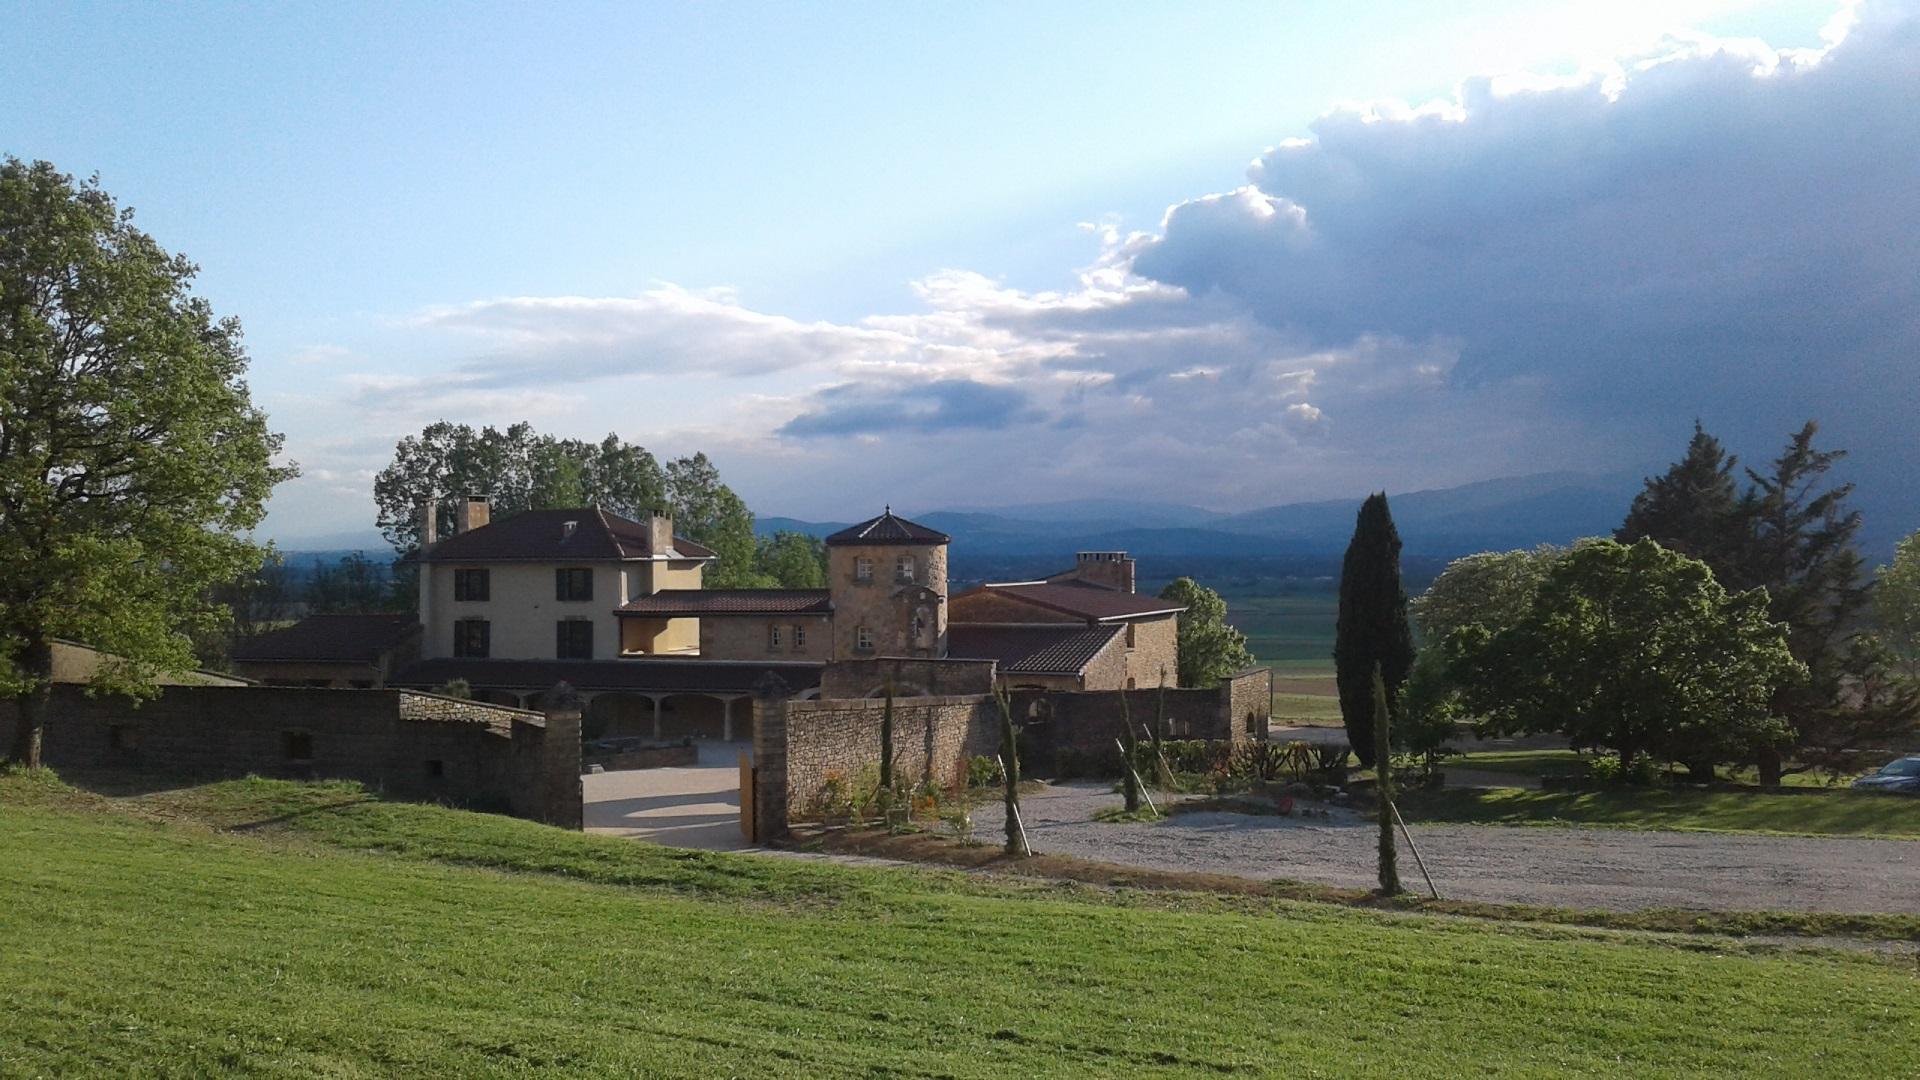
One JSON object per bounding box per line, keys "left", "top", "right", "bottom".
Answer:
{"left": 390, "top": 658, "right": 823, "bottom": 694}
{"left": 951, "top": 581, "right": 1186, "bottom": 622}
{"left": 616, "top": 589, "right": 832, "bottom": 617}
{"left": 824, "top": 508, "right": 950, "bottom": 546}
{"left": 230, "top": 613, "right": 421, "bottom": 664}
{"left": 947, "top": 624, "right": 1125, "bottom": 676}
{"left": 418, "top": 508, "right": 717, "bottom": 563}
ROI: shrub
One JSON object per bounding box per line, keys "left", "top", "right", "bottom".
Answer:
{"left": 967, "top": 755, "right": 1004, "bottom": 789}
{"left": 1588, "top": 754, "right": 1663, "bottom": 788}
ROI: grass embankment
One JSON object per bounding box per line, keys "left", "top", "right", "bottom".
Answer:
{"left": 5, "top": 769, "right": 1919, "bottom": 1076}
{"left": 1403, "top": 786, "right": 1920, "bottom": 839}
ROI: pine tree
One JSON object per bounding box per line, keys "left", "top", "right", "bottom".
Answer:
{"left": 1617, "top": 421, "right": 1746, "bottom": 577}
{"left": 1335, "top": 494, "right": 1416, "bottom": 768}
{"left": 1741, "top": 423, "right": 1881, "bottom": 783}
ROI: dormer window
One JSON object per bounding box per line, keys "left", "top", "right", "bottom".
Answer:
{"left": 895, "top": 555, "right": 916, "bottom": 583}
{"left": 855, "top": 557, "right": 873, "bottom": 582}
{"left": 562, "top": 520, "right": 579, "bottom": 540}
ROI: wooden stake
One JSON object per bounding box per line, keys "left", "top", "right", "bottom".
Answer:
{"left": 1389, "top": 798, "right": 1440, "bottom": 899}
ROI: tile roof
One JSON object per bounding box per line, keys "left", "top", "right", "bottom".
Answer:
{"left": 947, "top": 624, "right": 1126, "bottom": 676}
{"left": 953, "top": 581, "right": 1187, "bottom": 622}
{"left": 616, "top": 589, "right": 832, "bottom": 617}
{"left": 230, "top": 613, "right": 422, "bottom": 664}
{"left": 824, "top": 508, "right": 951, "bottom": 546}
{"left": 390, "top": 658, "right": 823, "bottom": 695}
{"left": 417, "top": 508, "right": 717, "bottom": 563}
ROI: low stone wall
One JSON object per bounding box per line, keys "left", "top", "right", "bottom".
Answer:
{"left": 1008, "top": 666, "right": 1272, "bottom": 775}
{"left": 757, "top": 693, "right": 998, "bottom": 827}
{"left": 0, "top": 685, "right": 581, "bottom": 827}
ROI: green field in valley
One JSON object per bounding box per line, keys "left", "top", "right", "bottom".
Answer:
{"left": 4, "top": 768, "right": 1918, "bottom": 1077}
{"left": 1221, "top": 591, "right": 1338, "bottom": 676}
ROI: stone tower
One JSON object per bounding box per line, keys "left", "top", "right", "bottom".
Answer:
{"left": 823, "top": 507, "right": 951, "bottom": 661}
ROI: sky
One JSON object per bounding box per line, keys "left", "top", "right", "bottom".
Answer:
{"left": 5, "top": 0, "right": 1914, "bottom": 545}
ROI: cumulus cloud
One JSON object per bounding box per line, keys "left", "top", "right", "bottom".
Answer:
{"left": 284, "top": 2, "right": 1920, "bottom": 532}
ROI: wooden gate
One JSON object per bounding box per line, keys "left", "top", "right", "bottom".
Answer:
{"left": 738, "top": 750, "right": 756, "bottom": 842}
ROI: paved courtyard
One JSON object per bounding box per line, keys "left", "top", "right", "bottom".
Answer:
{"left": 583, "top": 740, "right": 751, "bottom": 851}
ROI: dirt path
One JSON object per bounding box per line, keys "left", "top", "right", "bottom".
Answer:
{"left": 972, "top": 782, "right": 1920, "bottom": 914}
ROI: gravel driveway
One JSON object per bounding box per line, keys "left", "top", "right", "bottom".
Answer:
{"left": 972, "top": 782, "right": 1920, "bottom": 914}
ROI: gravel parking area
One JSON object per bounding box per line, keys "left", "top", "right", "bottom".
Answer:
{"left": 972, "top": 781, "right": 1920, "bottom": 914}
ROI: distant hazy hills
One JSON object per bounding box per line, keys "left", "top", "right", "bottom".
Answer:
{"left": 275, "top": 471, "right": 1652, "bottom": 585}
{"left": 761, "top": 471, "right": 1646, "bottom": 563}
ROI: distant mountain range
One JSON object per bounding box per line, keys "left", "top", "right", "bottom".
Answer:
{"left": 275, "top": 471, "right": 1651, "bottom": 587}
{"left": 762, "top": 471, "right": 1646, "bottom": 566}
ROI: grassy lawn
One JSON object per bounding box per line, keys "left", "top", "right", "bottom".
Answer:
{"left": 4, "top": 770, "right": 1920, "bottom": 1076}
{"left": 1448, "top": 750, "right": 1868, "bottom": 790}
{"left": 1271, "top": 691, "right": 1343, "bottom": 727}
{"left": 1403, "top": 786, "right": 1920, "bottom": 839}
{"left": 1222, "top": 591, "right": 1336, "bottom": 676}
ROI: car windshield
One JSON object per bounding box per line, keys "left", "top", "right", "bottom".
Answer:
{"left": 1877, "top": 758, "right": 1920, "bottom": 777}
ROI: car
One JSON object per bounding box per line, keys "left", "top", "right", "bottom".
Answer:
{"left": 1851, "top": 756, "right": 1920, "bottom": 794}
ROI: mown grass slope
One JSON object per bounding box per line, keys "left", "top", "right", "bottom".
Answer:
{"left": 3, "top": 770, "right": 1917, "bottom": 1077}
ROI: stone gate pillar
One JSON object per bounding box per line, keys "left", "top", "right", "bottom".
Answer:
{"left": 750, "top": 672, "right": 790, "bottom": 843}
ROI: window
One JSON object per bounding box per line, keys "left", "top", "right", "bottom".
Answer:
{"left": 282, "top": 730, "right": 314, "bottom": 762}
{"left": 453, "top": 618, "right": 490, "bottom": 658}
{"left": 454, "top": 567, "right": 490, "bottom": 601}
{"left": 424, "top": 759, "right": 445, "bottom": 779}
{"left": 855, "top": 556, "right": 873, "bottom": 582}
{"left": 768, "top": 624, "right": 782, "bottom": 650}
{"left": 895, "top": 554, "right": 916, "bottom": 583}
{"left": 855, "top": 625, "right": 874, "bottom": 651}
{"left": 109, "top": 723, "right": 139, "bottom": 753}
{"left": 792, "top": 624, "right": 806, "bottom": 649}
{"left": 556, "top": 567, "right": 593, "bottom": 602}
{"left": 556, "top": 619, "right": 594, "bottom": 659}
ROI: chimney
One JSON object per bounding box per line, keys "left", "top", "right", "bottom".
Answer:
{"left": 648, "top": 514, "right": 675, "bottom": 557}
{"left": 418, "top": 498, "right": 439, "bottom": 551}
{"left": 456, "top": 494, "right": 491, "bottom": 534}
{"left": 1074, "top": 551, "right": 1136, "bottom": 593}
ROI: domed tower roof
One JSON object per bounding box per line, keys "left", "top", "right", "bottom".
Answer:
{"left": 824, "top": 506, "right": 950, "bottom": 546}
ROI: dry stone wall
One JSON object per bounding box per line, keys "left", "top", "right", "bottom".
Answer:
{"left": 777, "top": 694, "right": 998, "bottom": 818}
{"left": 0, "top": 685, "right": 581, "bottom": 826}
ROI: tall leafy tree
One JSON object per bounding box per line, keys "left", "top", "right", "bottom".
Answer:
{"left": 1156, "top": 577, "right": 1254, "bottom": 688}
{"left": 0, "top": 159, "right": 291, "bottom": 765}
{"left": 1411, "top": 545, "right": 1563, "bottom": 647}
{"left": 665, "top": 452, "right": 763, "bottom": 588}
{"left": 754, "top": 531, "right": 828, "bottom": 589}
{"left": 1874, "top": 530, "right": 1920, "bottom": 679}
{"left": 1334, "top": 494, "right": 1415, "bottom": 768}
{"left": 1450, "top": 540, "right": 1800, "bottom": 773}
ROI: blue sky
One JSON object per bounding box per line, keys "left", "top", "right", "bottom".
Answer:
{"left": 9, "top": 0, "right": 1909, "bottom": 544}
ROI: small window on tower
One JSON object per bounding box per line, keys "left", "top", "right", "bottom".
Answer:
{"left": 855, "top": 625, "right": 874, "bottom": 652}
{"left": 855, "top": 557, "right": 873, "bottom": 582}
{"left": 895, "top": 555, "right": 915, "bottom": 583}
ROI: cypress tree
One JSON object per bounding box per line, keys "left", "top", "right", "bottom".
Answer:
{"left": 879, "top": 679, "right": 895, "bottom": 793}
{"left": 995, "top": 687, "right": 1024, "bottom": 856}
{"left": 1335, "top": 493, "right": 1415, "bottom": 768}
{"left": 1373, "top": 664, "right": 1401, "bottom": 895}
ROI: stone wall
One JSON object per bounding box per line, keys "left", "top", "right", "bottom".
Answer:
{"left": 1119, "top": 614, "right": 1180, "bottom": 691}
{"left": 766, "top": 693, "right": 998, "bottom": 825}
{"left": 0, "top": 685, "right": 581, "bottom": 826}
{"left": 1008, "top": 665, "right": 1272, "bottom": 774}
{"left": 817, "top": 656, "right": 998, "bottom": 700}
{"left": 584, "top": 741, "right": 699, "bottom": 771}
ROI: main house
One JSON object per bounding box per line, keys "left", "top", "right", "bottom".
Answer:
{"left": 234, "top": 498, "right": 1184, "bottom": 741}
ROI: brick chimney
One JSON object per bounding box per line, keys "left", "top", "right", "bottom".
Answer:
{"left": 1073, "top": 551, "right": 1136, "bottom": 593}
{"left": 455, "top": 494, "right": 491, "bottom": 534}
{"left": 418, "top": 497, "right": 439, "bottom": 551}
{"left": 648, "top": 514, "right": 675, "bottom": 556}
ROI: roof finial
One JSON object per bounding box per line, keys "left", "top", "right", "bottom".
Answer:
{"left": 885, "top": 504, "right": 891, "bottom": 516}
